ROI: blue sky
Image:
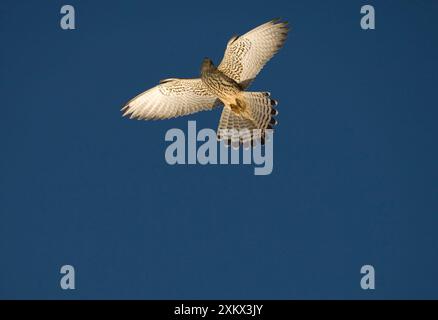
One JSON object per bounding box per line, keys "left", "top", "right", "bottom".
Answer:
{"left": 1, "top": 0, "right": 437, "bottom": 299}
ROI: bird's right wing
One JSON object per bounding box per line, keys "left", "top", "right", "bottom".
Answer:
{"left": 217, "top": 19, "right": 289, "bottom": 89}
{"left": 122, "top": 78, "right": 221, "bottom": 120}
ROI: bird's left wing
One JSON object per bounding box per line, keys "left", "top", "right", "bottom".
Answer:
{"left": 122, "top": 78, "right": 221, "bottom": 120}
{"left": 217, "top": 19, "right": 289, "bottom": 89}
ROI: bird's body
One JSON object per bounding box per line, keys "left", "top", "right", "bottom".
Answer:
{"left": 122, "top": 19, "right": 289, "bottom": 146}
{"left": 201, "top": 59, "right": 247, "bottom": 116}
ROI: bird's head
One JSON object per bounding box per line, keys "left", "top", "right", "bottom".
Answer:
{"left": 201, "top": 57, "right": 214, "bottom": 73}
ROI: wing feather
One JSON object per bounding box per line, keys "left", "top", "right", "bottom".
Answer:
{"left": 217, "top": 19, "right": 289, "bottom": 89}
{"left": 122, "top": 78, "right": 221, "bottom": 120}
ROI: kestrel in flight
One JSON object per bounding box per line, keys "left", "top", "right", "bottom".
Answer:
{"left": 122, "top": 19, "right": 289, "bottom": 147}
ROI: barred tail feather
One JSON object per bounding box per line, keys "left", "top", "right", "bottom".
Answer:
{"left": 243, "top": 91, "right": 278, "bottom": 130}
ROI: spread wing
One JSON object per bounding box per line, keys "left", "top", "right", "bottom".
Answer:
{"left": 217, "top": 19, "right": 289, "bottom": 89}
{"left": 121, "top": 78, "right": 221, "bottom": 120}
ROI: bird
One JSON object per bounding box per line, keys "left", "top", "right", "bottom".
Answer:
{"left": 121, "top": 19, "right": 289, "bottom": 148}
